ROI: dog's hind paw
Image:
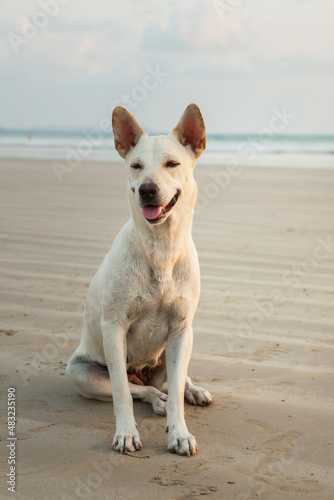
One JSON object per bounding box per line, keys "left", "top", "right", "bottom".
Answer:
{"left": 152, "top": 391, "right": 167, "bottom": 416}
{"left": 185, "top": 385, "right": 214, "bottom": 406}
{"left": 112, "top": 429, "right": 142, "bottom": 453}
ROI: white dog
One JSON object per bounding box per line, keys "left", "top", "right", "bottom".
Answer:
{"left": 67, "top": 104, "right": 213, "bottom": 456}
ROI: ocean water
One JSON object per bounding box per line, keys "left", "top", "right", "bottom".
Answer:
{"left": 0, "top": 128, "right": 333, "bottom": 168}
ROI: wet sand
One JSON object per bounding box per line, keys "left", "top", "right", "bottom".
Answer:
{"left": 0, "top": 157, "right": 333, "bottom": 499}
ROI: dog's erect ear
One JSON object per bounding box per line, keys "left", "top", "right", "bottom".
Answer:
{"left": 172, "top": 104, "right": 206, "bottom": 158}
{"left": 112, "top": 107, "right": 146, "bottom": 159}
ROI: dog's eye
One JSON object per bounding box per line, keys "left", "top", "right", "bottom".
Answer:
{"left": 131, "top": 163, "right": 142, "bottom": 170}
{"left": 166, "top": 160, "right": 180, "bottom": 168}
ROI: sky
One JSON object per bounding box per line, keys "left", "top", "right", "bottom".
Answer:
{"left": 0, "top": 0, "right": 334, "bottom": 134}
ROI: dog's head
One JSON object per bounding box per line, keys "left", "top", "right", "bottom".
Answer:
{"left": 112, "top": 104, "right": 206, "bottom": 225}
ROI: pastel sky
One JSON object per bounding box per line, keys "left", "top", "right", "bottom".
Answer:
{"left": 1, "top": 0, "right": 334, "bottom": 134}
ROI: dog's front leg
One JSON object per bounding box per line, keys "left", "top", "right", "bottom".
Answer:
{"left": 101, "top": 319, "right": 142, "bottom": 453}
{"left": 165, "top": 327, "right": 198, "bottom": 456}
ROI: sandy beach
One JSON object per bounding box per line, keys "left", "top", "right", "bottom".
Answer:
{"left": 0, "top": 157, "right": 333, "bottom": 499}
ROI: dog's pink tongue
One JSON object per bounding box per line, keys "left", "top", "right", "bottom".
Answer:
{"left": 142, "top": 205, "right": 162, "bottom": 220}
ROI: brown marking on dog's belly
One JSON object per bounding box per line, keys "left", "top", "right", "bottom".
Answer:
{"left": 127, "top": 357, "right": 162, "bottom": 385}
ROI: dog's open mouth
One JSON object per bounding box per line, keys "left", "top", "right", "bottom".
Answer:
{"left": 142, "top": 191, "right": 180, "bottom": 223}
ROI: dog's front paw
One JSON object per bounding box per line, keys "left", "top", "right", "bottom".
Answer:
{"left": 112, "top": 428, "right": 142, "bottom": 453}
{"left": 166, "top": 425, "right": 198, "bottom": 456}
{"left": 185, "top": 384, "right": 214, "bottom": 406}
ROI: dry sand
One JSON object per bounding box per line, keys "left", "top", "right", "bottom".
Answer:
{"left": 0, "top": 157, "right": 333, "bottom": 499}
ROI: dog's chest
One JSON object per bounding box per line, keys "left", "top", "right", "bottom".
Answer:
{"left": 125, "top": 276, "right": 191, "bottom": 367}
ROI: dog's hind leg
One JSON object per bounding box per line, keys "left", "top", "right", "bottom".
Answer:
{"left": 66, "top": 355, "right": 113, "bottom": 402}
{"left": 66, "top": 355, "right": 167, "bottom": 414}
{"left": 143, "top": 352, "right": 212, "bottom": 409}
{"left": 129, "top": 383, "right": 167, "bottom": 416}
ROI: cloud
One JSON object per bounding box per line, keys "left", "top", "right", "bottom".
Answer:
{"left": 141, "top": 2, "right": 244, "bottom": 53}
{"left": 0, "top": 0, "right": 334, "bottom": 132}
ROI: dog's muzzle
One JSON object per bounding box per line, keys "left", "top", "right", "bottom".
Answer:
{"left": 139, "top": 186, "right": 181, "bottom": 224}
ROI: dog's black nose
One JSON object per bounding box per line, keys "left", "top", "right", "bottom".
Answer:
{"left": 139, "top": 182, "right": 160, "bottom": 202}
